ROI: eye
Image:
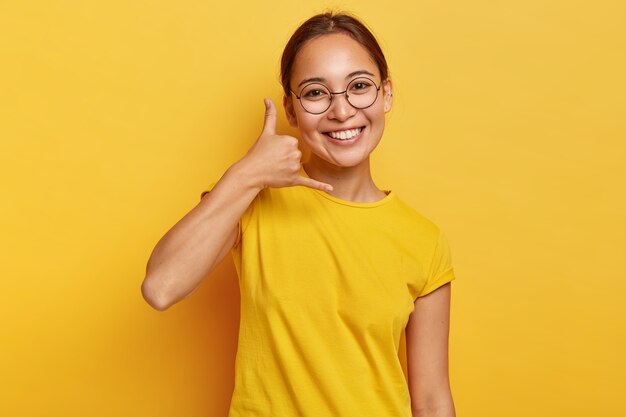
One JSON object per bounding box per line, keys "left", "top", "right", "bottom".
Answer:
{"left": 304, "top": 89, "right": 326, "bottom": 97}
{"left": 300, "top": 84, "right": 330, "bottom": 101}
{"left": 349, "top": 79, "right": 373, "bottom": 94}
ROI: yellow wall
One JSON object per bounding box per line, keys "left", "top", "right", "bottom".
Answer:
{"left": 1, "top": 1, "right": 624, "bottom": 416}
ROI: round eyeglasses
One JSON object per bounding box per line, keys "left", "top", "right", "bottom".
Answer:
{"left": 290, "top": 77, "right": 381, "bottom": 115}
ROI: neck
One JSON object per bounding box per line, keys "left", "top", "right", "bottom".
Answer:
{"left": 303, "top": 156, "right": 387, "bottom": 203}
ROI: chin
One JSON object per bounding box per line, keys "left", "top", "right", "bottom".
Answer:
{"left": 310, "top": 148, "right": 373, "bottom": 169}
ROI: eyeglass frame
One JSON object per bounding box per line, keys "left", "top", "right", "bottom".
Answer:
{"left": 289, "top": 77, "right": 382, "bottom": 115}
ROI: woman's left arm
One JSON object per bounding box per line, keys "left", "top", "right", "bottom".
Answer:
{"left": 405, "top": 282, "right": 456, "bottom": 417}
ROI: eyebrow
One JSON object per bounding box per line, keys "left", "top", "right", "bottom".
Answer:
{"left": 297, "top": 70, "right": 376, "bottom": 88}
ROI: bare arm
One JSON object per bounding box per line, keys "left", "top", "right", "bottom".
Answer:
{"left": 141, "top": 99, "right": 332, "bottom": 311}
{"left": 141, "top": 163, "right": 260, "bottom": 311}
{"left": 406, "top": 283, "right": 455, "bottom": 417}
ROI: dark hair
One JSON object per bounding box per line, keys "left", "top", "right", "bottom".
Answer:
{"left": 280, "top": 11, "right": 389, "bottom": 97}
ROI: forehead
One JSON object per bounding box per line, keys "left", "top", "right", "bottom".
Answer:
{"left": 290, "top": 33, "right": 379, "bottom": 85}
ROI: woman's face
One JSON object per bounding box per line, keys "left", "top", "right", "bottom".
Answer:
{"left": 284, "top": 33, "right": 393, "bottom": 170}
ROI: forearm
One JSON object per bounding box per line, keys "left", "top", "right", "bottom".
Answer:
{"left": 410, "top": 371, "right": 456, "bottom": 417}
{"left": 142, "top": 160, "right": 260, "bottom": 310}
{"left": 412, "top": 398, "right": 456, "bottom": 417}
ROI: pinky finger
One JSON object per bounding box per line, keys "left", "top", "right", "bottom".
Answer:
{"left": 295, "top": 176, "right": 334, "bottom": 192}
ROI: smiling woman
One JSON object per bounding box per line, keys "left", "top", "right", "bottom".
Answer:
{"left": 142, "top": 11, "right": 457, "bottom": 417}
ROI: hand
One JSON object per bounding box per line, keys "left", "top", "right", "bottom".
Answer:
{"left": 240, "top": 98, "right": 333, "bottom": 192}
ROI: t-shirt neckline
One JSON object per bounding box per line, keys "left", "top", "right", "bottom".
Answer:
{"left": 300, "top": 165, "right": 395, "bottom": 208}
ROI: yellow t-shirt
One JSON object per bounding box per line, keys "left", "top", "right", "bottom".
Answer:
{"left": 202, "top": 176, "right": 455, "bottom": 417}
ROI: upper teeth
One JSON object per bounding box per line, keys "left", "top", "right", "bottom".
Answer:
{"left": 328, "top": 128, "right": 362, "bottom": 140}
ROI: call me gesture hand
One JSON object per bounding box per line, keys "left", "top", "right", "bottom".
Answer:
{"left": 241, "top": 99, "right": 333, "bottom": 192}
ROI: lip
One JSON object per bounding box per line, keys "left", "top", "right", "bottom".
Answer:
{"left": 322, "top": 126, "right": 365, "bottom": 145}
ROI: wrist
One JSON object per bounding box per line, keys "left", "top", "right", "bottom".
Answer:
{"left": 226, "top": 159, "right": 265, "bottom": 194}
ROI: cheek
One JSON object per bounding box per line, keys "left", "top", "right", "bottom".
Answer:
{"left": 296, "top": 113, "right": 322, "bottom": 133}
{"left": 365, "top": 107, "right": 385, "bottom": 126}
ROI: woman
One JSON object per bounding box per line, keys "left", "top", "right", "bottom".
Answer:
{"left": 142, "top": 11, "right": 457, "bottom": 417}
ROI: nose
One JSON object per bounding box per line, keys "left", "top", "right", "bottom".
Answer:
{"left": 326, "top": 92, "right": 357, "bottom": 121}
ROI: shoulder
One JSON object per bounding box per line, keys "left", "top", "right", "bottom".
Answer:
{"left": 388, "top": 194, "right": 442, "bottom": 238}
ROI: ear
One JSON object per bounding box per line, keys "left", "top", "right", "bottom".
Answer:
{"left": 283, "top": 95, "right": 298, "bottom": 127}
{"left": 382, "top": 78, "right": 393, "bottom": 113}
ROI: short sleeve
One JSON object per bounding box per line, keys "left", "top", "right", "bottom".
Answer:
{"left": 418, "top": 229, "right": 456, "bottom": 297}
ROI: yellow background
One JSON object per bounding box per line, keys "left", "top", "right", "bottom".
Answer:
{"left": 1, "top": 0, "right": 624, "bottom": 416}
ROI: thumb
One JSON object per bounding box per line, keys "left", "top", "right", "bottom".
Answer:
{"left": 262, "top": 98, "right": 277, "bottom": 136}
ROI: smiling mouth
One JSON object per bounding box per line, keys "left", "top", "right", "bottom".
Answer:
{"left": 322, "top": 127, "right": 364, "bottom": 140}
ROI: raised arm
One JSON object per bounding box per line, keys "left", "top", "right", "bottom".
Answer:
{"left": 406, "top": 283, "right": 455, "bottom": 417}
{"left": 141, "top": 99, "right": 332, "bottom": 311}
